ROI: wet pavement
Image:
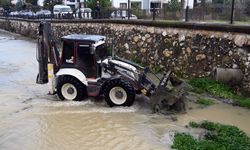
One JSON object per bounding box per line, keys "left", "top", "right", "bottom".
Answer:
{"left": 0, "top": 30, "right": 250, "bottom": 150}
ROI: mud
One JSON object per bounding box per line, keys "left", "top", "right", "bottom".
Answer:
{"left": 0, "top": 30, "right": 250, "bottom": 150}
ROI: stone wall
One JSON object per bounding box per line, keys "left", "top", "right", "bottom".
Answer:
{"left": 0, "top": 18, "right": 250, "bottom": 91}
{"left": 0, "top": 19, "right": 38, "bottom": 38}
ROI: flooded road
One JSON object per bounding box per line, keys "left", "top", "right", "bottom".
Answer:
{"left": 0, "top": 30, "right": 250, "bottom": 150}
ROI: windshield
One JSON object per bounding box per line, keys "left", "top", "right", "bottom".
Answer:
{"left": 61, "top": 8, "right": 71, "bottom": 12}
{"left": 84, "top": 8, "right": 92, "bottom": 12}
{"left": 96, "top": 44, "right": 108, "bottom": 60}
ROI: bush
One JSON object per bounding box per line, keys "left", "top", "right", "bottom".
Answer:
{"left": 188, "top": 78, "right": 250, "bottom": 109}
{"left": 196, "top": 98, "right": 215, "bottom": 106}
{"left": 172, "top": 121, "right": 250, "bottom": 150}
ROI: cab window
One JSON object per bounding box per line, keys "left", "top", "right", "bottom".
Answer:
{"left": 76, "top": 44, "right": 97, "bottom": 78}
{"left": 62, "top": 41, "right": 74, "bottom": 64}
{"left": 95, "top": 44, "right": 108, "bottom": 61}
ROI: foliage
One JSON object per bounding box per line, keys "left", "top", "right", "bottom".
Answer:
{"left": 86, "top": 0, "right": 111, "bottom": 10}
{"left": 30, "top": 5, "right": 41, "bottom": 12}
{"left": 212, "top": 0, "right": 231, "bottom": 4}
{"left": 106, "top": 47, "right": 112, "bottom": 56}
{"left": 189, "top": 77, "right": 233, "bottom": 96}
{"left": 0, "top": 0, "right": 11, "bottom": 10}
{"left": 0, "top": 0, "right": 10, "bottom": 7}
{"left": 130, "top": 56, "right": 141, "bottom": 64}
{"left": 43, "top": 0, "right": 63, "bottom": 12}
{"left": 196, "top": 98, "right": 215, "bottom": 106}
{"left": 236, "top": 99, "right": 250, "bottom": 109}
{"left": 200, "top": 0, "right": 209, "bottom": 8}
{"left": 131, "top": 2, "right": 141, "bottom": 18}
{"left": 172, "top": 121, "right": 250, "bottom": 150}
{"left": 130, "top": 56, "right": 145, "bottom": 67}
{"left": 172, "top": 133, "right": 198, "bottom": 150}
{"left": 26, "top": 0, "right": 38, "bottom": 6}
{"left": 165, "top": 0, "right": 181, "bottom": 12}
{"left": 188, "top": 78, "right": 250, "bottom": 109}
{"left": 12, "top": 0, "right": 38, "bottom": 11}
{"left": 245, "top": 1, "right": 250, "bottom": 16}
{"left": 15, "top": 0, "right": 24, "bottom": 11}
{"left": 189, "top": 121, "right": 200, "bottom": 128}
{"left": 190, "top": 87, "right": 204, "bottom": 94}
{"left": 152, "top": 68, "right": 163, "bottom": 74}
{"left": 131, "top": 2, "right": 141, "bottom": 10}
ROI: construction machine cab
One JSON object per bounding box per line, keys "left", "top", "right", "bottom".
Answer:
{"left": 60, "top": 34, "right": 107, "bottom": 78}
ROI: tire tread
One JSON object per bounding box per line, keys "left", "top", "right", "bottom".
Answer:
{"left": 103, "top": 78, "right": 135, "bottom": 107}
{"left": 57, "top": 76, "right": 86, "bottom": 101}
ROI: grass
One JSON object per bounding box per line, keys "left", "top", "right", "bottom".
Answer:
{"left": 172, "top": 121, "right": 250, "bottom": 150}
{"left": 188, "top": 78, "right": 250, "bottom": 109}
{"left": 196, "top": 98, "right": 215, "bottom": 106}
{"left": 130, "top": 56, "right": 141, "bottom": 64}
{"left": 152, "top": 66, "right": 164, "bottom": 74}
{"left": 189, "top": 121, "right": 200, "bottom": 128}
{"left": 188, "top": 78, "right": 234, "bottom": 98}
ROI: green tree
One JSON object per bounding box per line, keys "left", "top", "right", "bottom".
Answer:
{"left": 245, "top": 1, "right": 250, "bottom": 16}
{"left": 212, "top": 0, "right": 230, "bottom": 5}
{"left": 87, "top": 0, "right": 111, "bottom": 10}
{"left": 0, "top": 0, "right": 11, "bottom": 10}
{"left": 30, "top": 5, "right": 41, "bottom": 12}
{"left": 212, "top": 0, "right": 223, "bottom": 4}
{"left": 15, "top": 0, "right": 24, "bottom": 11}
{"left": 43, "top": 0, "right": 63, "bottom": 11}
{"left": 167, "top": 0, "right": 181, "bottom": 12}
{"left": 201, "top": 0, "right": 207, "bottom": 7}
{"left": 26, "top": 0, "right": 38, "bottom": 6}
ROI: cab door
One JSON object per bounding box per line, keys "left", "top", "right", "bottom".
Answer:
{"left": 76, "top": 43, "right": 98, "bottom": 78}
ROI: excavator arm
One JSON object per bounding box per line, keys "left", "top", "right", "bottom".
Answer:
{"left": 36, "top": 22, "right": 59, "bottom": 84}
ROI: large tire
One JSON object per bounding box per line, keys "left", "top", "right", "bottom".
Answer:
{"left": 103, "top": 79, "right": 135, "bottom": 107}
{"left": 57, "top": 76, "right": 86, "bottom": 101}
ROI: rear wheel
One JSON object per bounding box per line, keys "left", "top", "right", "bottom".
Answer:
{"left": 103, "top": 79, "right": 135, "bottom": 107}
{"left": 57, "top": 76, "right": 85, "bottom": 101}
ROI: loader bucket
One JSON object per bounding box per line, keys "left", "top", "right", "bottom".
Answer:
{"left": 150, "top": 71, "right": 186, "bottom": 114}
{"left": 36, "top": 22, "right": 60, "bottom": 84}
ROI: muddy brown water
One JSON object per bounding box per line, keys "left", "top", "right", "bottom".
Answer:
{"left": 0, "top": 30, "right": 250, "bottom": 150}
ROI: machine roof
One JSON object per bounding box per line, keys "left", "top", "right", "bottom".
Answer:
{"left": 61, "top": 34, "right": 106, "bottom": 43}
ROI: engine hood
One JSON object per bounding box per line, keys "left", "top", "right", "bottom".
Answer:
{"left": 102, "top": 58, "right": 138, "bottom": 80}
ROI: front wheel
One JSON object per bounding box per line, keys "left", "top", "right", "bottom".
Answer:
{"left": 57, "top": 76, "right": 85, "bottom": 101}
{"left": 103, "top": 79, "right": 135, "bottom": 107}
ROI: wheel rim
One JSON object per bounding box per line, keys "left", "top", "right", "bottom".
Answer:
{"left": 61, "top": 83, "right": 77, "bottom": 100}
{"left": 109, "top": 86, "right": 127, "bottom": 105}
